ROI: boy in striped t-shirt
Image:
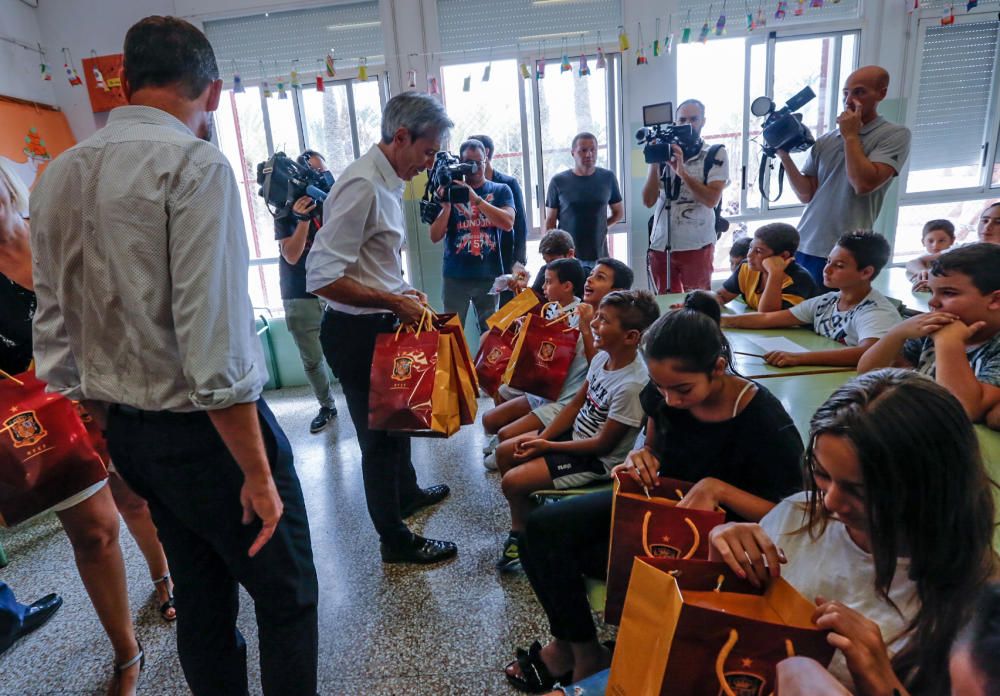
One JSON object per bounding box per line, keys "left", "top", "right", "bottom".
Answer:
{"left": 492, "top": 290, "right": 660, "bottom": 571}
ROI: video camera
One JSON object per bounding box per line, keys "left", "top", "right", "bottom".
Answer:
{"left": 256, "top": 152, "right": 333, "bottom": 216}
{"left": 419, "top": 151, "right": 479, "bottom": 224}
{"left": 751, "top": 86, "right": 817, "bottom": 157}
{"left": 635, "top": 102, "right": 702, "bottom": 164}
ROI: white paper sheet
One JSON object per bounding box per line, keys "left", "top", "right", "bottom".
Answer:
{"left": 749, "top": 336, "right": 809, "bottom": 354}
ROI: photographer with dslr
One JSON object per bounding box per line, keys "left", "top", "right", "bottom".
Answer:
{"left": 429, "top": 138, "right": 515, "bottom": 334}
{"left": 641, "top": 99, "right": 729, "bottom": 293}
{"left": 273, "top": 150, "right": 338, "bottom": 434}
{"left": 777, "top": 66, "right": 910, "bottom": 286}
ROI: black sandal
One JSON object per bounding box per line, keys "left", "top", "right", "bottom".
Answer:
{"left": 504, "top": 641, "right": 572, "bottom": 694}
{"left": 153, "top": 573, "right": 176, "bottom": 622}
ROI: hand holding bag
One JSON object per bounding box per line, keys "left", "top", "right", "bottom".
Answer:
{"left": 607, "top": 557, "right": 835, "bottom": 696}
{"left": 502, "top": 304, "right": 580, "bottom": 402}
{"left": 604, "top": 474, "right": 726, "bottom": 625}
{"left": 367, "top": 311, "right": 461, "bottom": 437}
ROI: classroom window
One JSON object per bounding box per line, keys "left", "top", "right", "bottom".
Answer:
{"left": 892, "top": 8, "right": 1000, "bottom": 262}
{"left": 213, "top": 77, "right": 387, "bottom": 311}
{"left": 441, "top": 53, "right": 626, "bottom": 265}
{"left": 676, "top": 29, "right": 858, "bottom": 273}
{"left": 894, "top": 198, "right": 1000, "bottom": 263}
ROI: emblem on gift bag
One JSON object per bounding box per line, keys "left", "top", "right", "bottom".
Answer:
{"left": 537, "top": 341, "right": 556, "bottom": 362}
{"left": 721, "top": 672, "right": 765, "bottom": 696}
{"left": 393, "top": 357, "right": 414, "bottom": 381}
{"left": 486, "top": 347, "right": 505, "bottom": 365}
{"left": 4, "top": 412, "right": 46, "bottom": 448}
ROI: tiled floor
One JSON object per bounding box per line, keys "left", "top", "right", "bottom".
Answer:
{"left": 0, "top": 386, "right": 610, "bottom": 695}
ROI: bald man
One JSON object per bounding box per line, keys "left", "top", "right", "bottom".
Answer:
{"left": 778, "top": 65, "right": 911, "bottom": 287}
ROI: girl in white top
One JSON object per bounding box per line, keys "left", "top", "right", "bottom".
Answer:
{"left": 709, "top": 369, "right": 996, "bottom": 695}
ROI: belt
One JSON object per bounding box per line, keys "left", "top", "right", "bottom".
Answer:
{"left": 110, "top": 404, "right": 205, "bottom": 423}
{"left": 324, "top": 308, "right": 397, "bottom": 325}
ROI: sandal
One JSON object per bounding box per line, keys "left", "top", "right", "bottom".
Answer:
{"left": 504, "top": 641, "right": 573, "bottom": 694}
{"left": 108, "top": 641, "right": 144, "bottom": 696}
{"left": 153, "top": 573, "right": 176, "bottom": 622}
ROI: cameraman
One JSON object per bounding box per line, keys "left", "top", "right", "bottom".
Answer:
{"left": 429, "top": 138, "right": 515, "bottom": 334}
{"left": 274, "top": 150, "right": 338, "bottom": 434}
{"left": 642, "top": 99, "right": 729, "bottom": 295}
{"left": 642, "top": 99, "right": 729, "bottom": 293}
{"left": 777, "top": 66, "right": 911, "bottom": 286}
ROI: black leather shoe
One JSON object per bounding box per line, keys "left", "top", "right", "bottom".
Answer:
{"left": 16, "top": 593, "right": 62, "bottom": 641}
{"left": 309, "top": 406, "right": 337, "bottom": 434}
{"left": 380, "top": 535, "right": 458, "bottom": 564}
{"left": 400, "top": 484, "right": 450, "bottom": 518}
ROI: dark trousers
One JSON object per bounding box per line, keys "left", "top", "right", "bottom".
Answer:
{"left": 319, "top": 309, "right": 422, "bottom": 546}
{"left": 795, "top": 251, "right": 830, "bottom": 290}
{"left": 520, "top": 490, "right": 612, "bottom": 643}
{"left": 107, "top": 400, "right": 318, "bottom": 696}
{"left": 0, "top": 581, "right": 27, "bottom": 653}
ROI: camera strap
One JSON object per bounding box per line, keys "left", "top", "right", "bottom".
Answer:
{"left": 758, "top": 156, "right": 786, "bottom": 203}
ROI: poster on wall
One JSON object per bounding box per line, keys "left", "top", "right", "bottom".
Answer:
{"left": 0, "top": 99, "right": 77, "bottom": 198}
{"left": 82, "top": 53, "right": 127, "bottom": 113}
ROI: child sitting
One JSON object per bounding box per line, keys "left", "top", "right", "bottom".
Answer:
{"left": 905, "top": 219, "right": 955, "bottom": 290}
{"left": 729, "top": 236, "right": 751, "bottom": 273}
{"left": 720, "top": 231, "right": 900, "bottom": 368}
{"left": 859, "top": 243, "right": 1000, "bottom": 423}
{"left": 708, "top": 369, "right": 996, "bottom": 693}
{"left": 715, "top": 222, "right": 817, "bottom": 312}
{"left": 504, "top": 305, "right": 804, "bottom": 691}
{"left": 482, "top": 258, "right": 631, "bottom": 467}
{"left": 977, "top": 202, "right": 1000, "bottom": 244}
{"left": 493, "top": 290, "right": 659, "bottom": 571}
{"left": 515, "top": 229, "right": 576, "bottom": 297}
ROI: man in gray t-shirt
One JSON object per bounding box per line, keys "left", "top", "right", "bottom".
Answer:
{"left": 778, "top": 65, "right": 911, "bottom": 286}
{"left": 545, "top": 132, "right": 624, "bottom": 271}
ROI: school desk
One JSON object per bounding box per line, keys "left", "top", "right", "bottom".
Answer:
{"left": 872, "top": 266, "right": 931, "bottom": 315}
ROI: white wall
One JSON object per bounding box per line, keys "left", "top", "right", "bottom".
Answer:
{"left": 0, "top": 0, "right": 56, "bottom": 105}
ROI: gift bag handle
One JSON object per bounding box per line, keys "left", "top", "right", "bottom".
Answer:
{"left": 394, "top": 306, "right": 436, "bottom": 341}
{"left": 641, "top": 510, "right": 701, "bottom": 560}
{"left": 0, "top": 368, "right": 24, "bottom": 386}
{"left": 715, "top": 629, "right": 796, "bottom": 696}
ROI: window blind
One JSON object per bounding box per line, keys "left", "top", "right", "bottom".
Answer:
{"left": 203, "top": 1, "right": 383, "bottom": 82}
{"left": 670, "top": 0, "right": 861, "bottom": 39}
{"left": 436, "top": 0, "right": 623, "bottom": 59}
{"left": 908, "top": 20, "right": 999, "bottom": 173}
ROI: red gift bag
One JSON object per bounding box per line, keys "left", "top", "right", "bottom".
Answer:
{"left": 474, "top": 325, "right": 518, "bottom": 398}
{"left": 501, "top": 311, "right": 579, "bottom": 402}
{"left": 367, "top": 321, "right": 460, "bottom": 437}
{"left": 604, "top": 474, "right": 726, "bottom": 625}
{"left": 607, "top": 557, "right": 834, "bottom": 696}
{"left": 0, "top": 370, "right": 109, "bottom": 527}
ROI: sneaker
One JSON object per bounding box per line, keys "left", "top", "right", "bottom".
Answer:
{"left": 483, "top": 450, "right": 498, "bottom": 471}
{"left": 482, "top": 433, "right": 499, "bottom": 455}
{"left": 496, "top": 532, "right": 521, "bottom": 572}
{"left": 309, "top": 406, "right": 337, "bottom": 433}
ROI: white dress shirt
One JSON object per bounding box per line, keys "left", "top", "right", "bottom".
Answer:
{"left": 306, "top": 144, "right": 411, "bottom": 314}
{"left": 30, "top": 105, "right": 268, "bottom": 412}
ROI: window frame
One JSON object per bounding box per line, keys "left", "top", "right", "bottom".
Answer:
{"left": 216, "top": 72, "right": 389, "bottom": 311}
{"left": 731, "top": 27, "right": 861, "bottom": 224}
{"left": 439, "top": 50, "right": 626, "bottom": 240}
{"left": 896, "top": 9, "right": 1000, "bottom": 206}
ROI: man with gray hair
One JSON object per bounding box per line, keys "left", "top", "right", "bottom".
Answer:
{"left": 428, "top": 138, "right": 514, "bottom": 334}
{"left": 307, "top": 92, "right": 459, "bottom": 564}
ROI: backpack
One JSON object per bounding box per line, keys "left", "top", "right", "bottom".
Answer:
{"left": 703, "top": 144, "right": 729, "bottom": 238}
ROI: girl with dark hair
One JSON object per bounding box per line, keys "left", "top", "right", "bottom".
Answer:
{"left": 504, "top": 307, "right": 804, "bottom": 692}
{"left": 710, "top": 369, "right": 997, "bottom": 694}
